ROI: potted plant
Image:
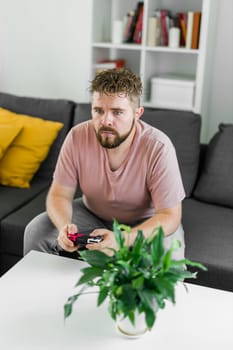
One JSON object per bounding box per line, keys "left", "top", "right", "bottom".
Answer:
{"left": 64, "top": 219, "right": 206, "bottom": 337}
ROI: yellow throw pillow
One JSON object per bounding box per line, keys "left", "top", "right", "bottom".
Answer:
{"left": 0, "top": 108, "right": 64, "bottom": 188}
{"left": 0, "top": 124, "right": 23, "bottom": 160}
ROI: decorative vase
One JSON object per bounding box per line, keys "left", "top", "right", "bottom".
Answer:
{"left": 116, "top": 312, "right": 148, "bottom": 338}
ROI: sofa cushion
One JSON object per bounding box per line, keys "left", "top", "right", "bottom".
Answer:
{"left": 141, "top": 109, "right": 201, "bottom": 197}
{"left": 182, "top": 198, "right": 233, "bottom": 292}
{"left": 0, "top": 124, "right": 23, "bottom": 159}
{"left": 0, "top": 177, "right": 50, "bottom": 220}
{"left": 0, "top": 253, "right": 21, "bottom": 276}
{"left": 0, "top": 190, "right": 48, "bottom": 257}
{"left": 194, "top": 124, "right": 233, "bottom": 208}
{"left": 0, "top": 92, "right": 75, "bottom": 179}
{"left": 0, "top": 108, "right": 63, "bottom": 188}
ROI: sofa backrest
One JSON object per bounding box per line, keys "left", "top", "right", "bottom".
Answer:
{"left": 0, "top": 92, "right": 75, "bottom": 179}
{"left": 73, "top": 103, "right": 92, "bottom": 125}
{"left": 73, "top": 104, "right": 201, "bottom": 197}
{"left": 141, "top": 109, "right": 201, "bottom": 197}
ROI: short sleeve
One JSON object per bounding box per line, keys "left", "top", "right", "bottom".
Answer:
{"left": 147, "top": 140, "right": 185, "bottom": 210}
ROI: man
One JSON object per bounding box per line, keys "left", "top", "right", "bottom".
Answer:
{"left": 24, "top": 68, "right": 185, "bottom": 258}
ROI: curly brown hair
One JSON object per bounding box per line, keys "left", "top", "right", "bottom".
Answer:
{"left": 90, "top": 68, "right": 142, "bottom": 107}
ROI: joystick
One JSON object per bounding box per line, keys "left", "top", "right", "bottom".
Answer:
{"left": 67, "top": 232, "right": 102, "bottom": 246}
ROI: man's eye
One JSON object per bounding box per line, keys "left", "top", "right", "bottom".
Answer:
{"left": 94, "top": 109, "right": 104, "bottom": 115}
{"left": 113, "top": 111, "right": 123, "bottom": 116}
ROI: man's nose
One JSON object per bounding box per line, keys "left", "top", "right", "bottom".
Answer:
{"left": 101, "top": 111, "right": 113, "bottom": 126}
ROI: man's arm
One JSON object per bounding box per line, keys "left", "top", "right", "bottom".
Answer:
{"left": 126, "top": 203, "right": 182, "bottom": 245}
{"left": 46, "top": 180, "right": 78, "bottom": 252}
{"left": 88, "top": 203, "right": 182, "bottom": 252}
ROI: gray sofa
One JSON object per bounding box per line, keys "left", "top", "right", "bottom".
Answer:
{"left": 0, "top": 92, "right": 232, "bottom": 292}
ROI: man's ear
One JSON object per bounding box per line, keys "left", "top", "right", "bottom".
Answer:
{"left": 135, "top": 106, "right": 144, "bottom": 120}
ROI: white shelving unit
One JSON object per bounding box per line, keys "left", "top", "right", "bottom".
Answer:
{"left": 91, "top": 0, "right": 217, "bottom": 114}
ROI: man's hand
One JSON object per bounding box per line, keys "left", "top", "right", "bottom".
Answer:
{"left": 86, "top": 228, "right": 118, "bottom": 256}
{"left": 57, "top": 224, "right": 78, "bottom": 252}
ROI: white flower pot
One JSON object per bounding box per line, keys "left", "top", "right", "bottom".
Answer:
{"left": 116, "top": 312, "right": 148, "bottom": 338}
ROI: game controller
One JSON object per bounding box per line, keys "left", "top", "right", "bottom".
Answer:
{"left": 67, "top": 232, "right": 103, "bottom": 246}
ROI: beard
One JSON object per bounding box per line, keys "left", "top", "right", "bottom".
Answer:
{"left": 95, "top": 119, "right": 135, "bottom": 149}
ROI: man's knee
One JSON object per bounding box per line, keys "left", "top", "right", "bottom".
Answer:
{"left": 24, "top": 215, "right": 41, "bottom": 255}
{"left": 23, "top": 212, "right": 57, "bottom": 255}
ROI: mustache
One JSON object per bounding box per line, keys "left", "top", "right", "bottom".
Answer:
{"left": 98, "top": 126, "right": 117, "bottom": 133}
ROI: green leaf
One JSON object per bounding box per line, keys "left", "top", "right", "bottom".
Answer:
{"left": 97, "top": 286, "right": 109, "bottom": 306}
{"left": 171, "top": 259, "right": 207, "bottom": 271}
{"left": 155, "top": 276, "right": 175, "bottom": 303}
{"left": 184, "top": 259, "right": 207, "bottom": 271}
{"left": 113, "top": 218, "right": 125, "bottom": 249}
{"left": 132, "top": 275, "right": 144, "bottom": 289}
{"left": 163, "top": 270, "right": 182, "bottom": 284}
{"left": 171, "top": 239, "right": 181, "bottom": 251}
{"left": 138, "top": 289, "right": 155, "bottom": 312}
{"left": 115, "top": 246, "right": 130, "bottom": 261}
{"left": 162, "top": 250, "right": 172, "bottom": 272}
{"left": 116, "top": 259, "right": 131, "bottom": 272}
{"left": 145, "top": 308, "right": 156, "bottom": 329}
{"left": 117, "top": 223, "right": 131, "bottom": 233}
{"left": 162, "top": 268, "right": 196, "bottom": 283}
{"left": 64, "top": 286, "right": 88, "bottom": 319}
{"left": 128, "top": 310, "right": 135, "bottom": 325}
{"left": 108, "top": 298, "right": 117, "bottom": 320}
{"left": 76, "top": 266, "right": 103, "bottom": 286}
{"left": 64, "top": 302, "right": 72, "bottom": 319}
{"left": 115, "top": 286, "right": 123, "bottom": 296}
{"left": 180, "top": 270, "right": 198, "bottom": 280}
{"left": 151, "top": 226, "right": 164, "bottom": 265}
{"left": 120, "top": 285, "right": 137, "bottom": 313}
{"left": 131, "top": 230, "right": 144, "bottom": 256}
{"left": 79, "top": 249, "right": 110, "bottom": 268}
{"left": 154, "top": 293, "right": 166, "bottom": 309}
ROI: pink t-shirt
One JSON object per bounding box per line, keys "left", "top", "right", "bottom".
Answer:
{"left": 53, "top": 120, "right": 185, "bottom": 223}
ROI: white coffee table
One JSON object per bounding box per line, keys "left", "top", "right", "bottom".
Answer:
{"left": 0, "top": 251, "right": 232, "bottom": 350}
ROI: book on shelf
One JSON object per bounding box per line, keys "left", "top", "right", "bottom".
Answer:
{"left": 191, "top": 12, "right": 202, "bottom": 49}
{"left": 123, "top": 2, "right": 144, "bottom": 44}
{"left": 147, "top": 16, "right": 161, "bottom": 46}
{"left": 123, "top": 10, "right": 135, "bottom": 42}
{"left": 133, "top": 2, "right": 144, "bottom": 44}
{"left": 146, "top": 8, "right": 202, "bottom": 49}
{"left": 151, "top": 9, "right": 176, "bottom": 47}
{"left": 178, "top": 12, "right": 187, "bottom": 46}
{"left": 124, "top": 8, "right": 137, "bottom": 42}
{"left": 160, "top": 9, "right": 169, "bottom": 46}
{"left": 94, "top": 59, "right": 125, "bottom": 75}
{"left": 186, "top": 11, "right": 194, "bottom": 49}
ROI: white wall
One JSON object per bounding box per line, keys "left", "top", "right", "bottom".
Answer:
{"left": 0, "top": 0, "right": 232, "bottom": 141}
{"left": 0, "top": 0, "right": 92, "bottom": 102}
{"left": 204, "top": 0, "right": 233, "bottom": 141}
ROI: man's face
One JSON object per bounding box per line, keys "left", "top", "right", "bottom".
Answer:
{"left": 92, "top": 92, "right": 141, "bottom": 149}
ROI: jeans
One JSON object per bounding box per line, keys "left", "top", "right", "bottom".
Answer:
{"left": 24, "top": 198, "right": 185, "bottom": 260}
